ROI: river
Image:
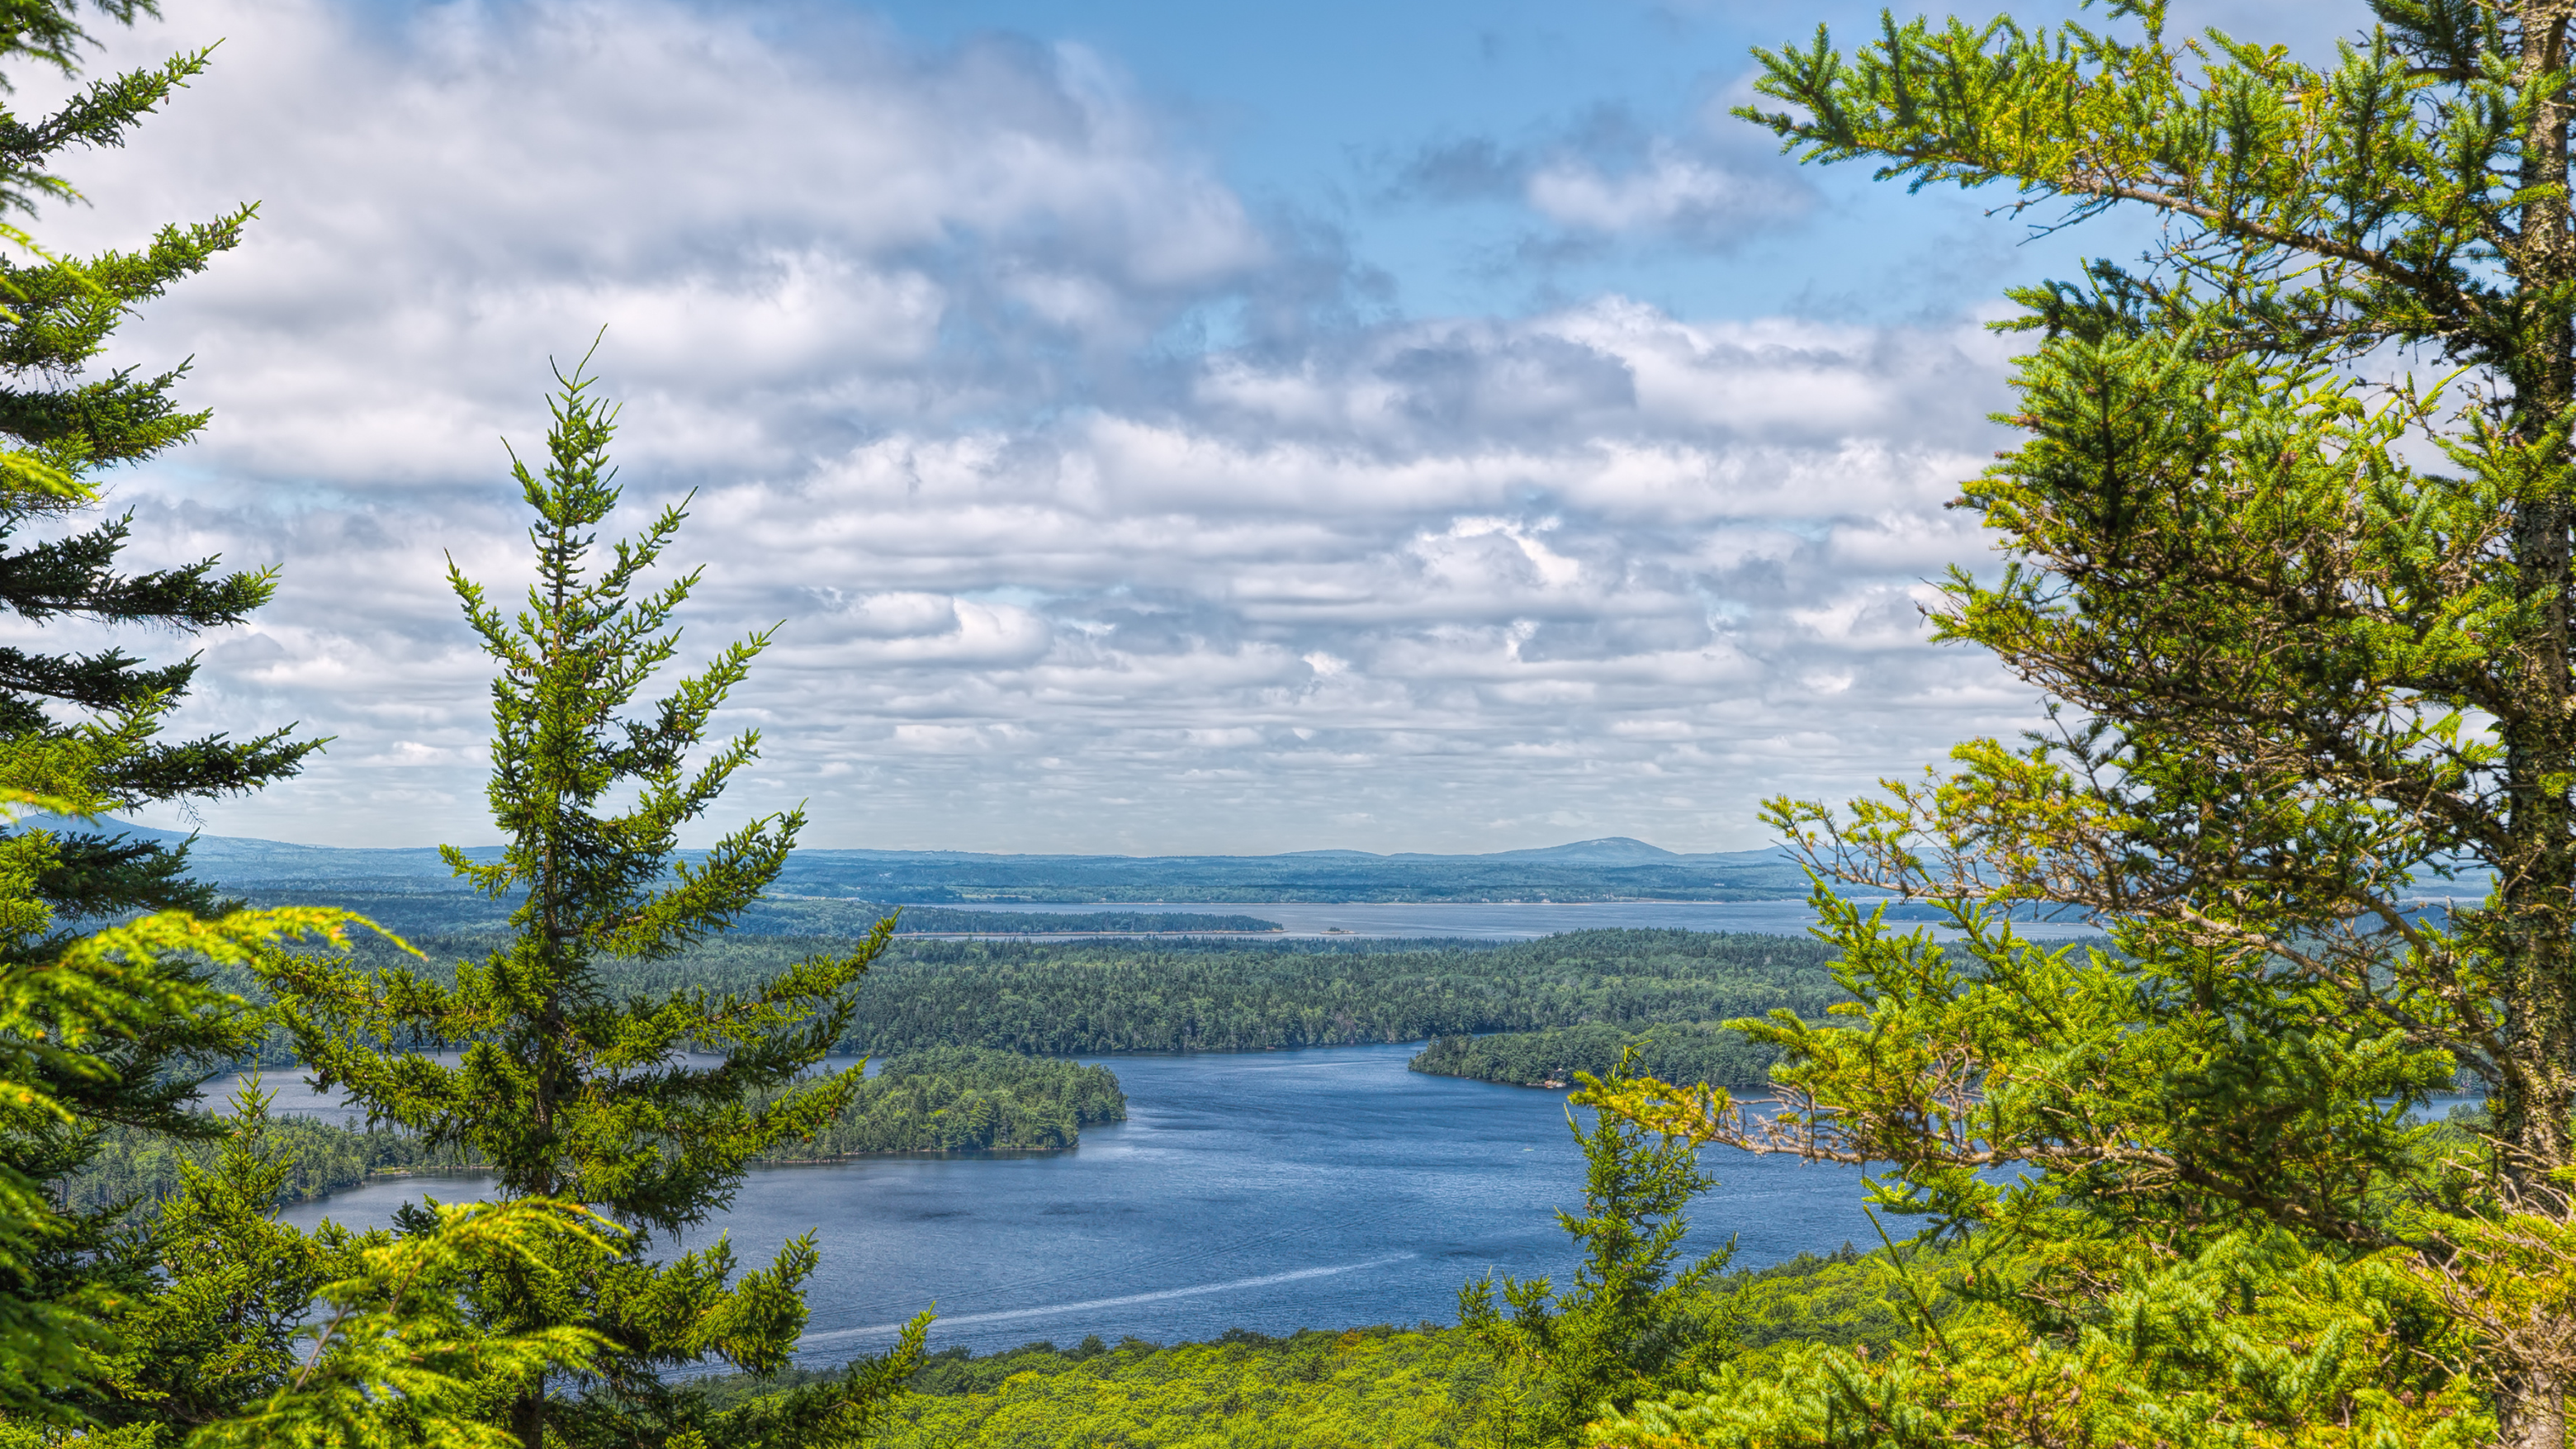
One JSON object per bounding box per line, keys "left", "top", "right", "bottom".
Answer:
{"left": 267, "top": 1042, "right": 1878, "bottom": 1364}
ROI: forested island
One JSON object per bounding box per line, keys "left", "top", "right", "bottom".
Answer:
{"left": 59, "top": 1112, "right": 481, "bottom": 1214}
{"left": 755, "top": 1048, "right": 1125, "bottom": 1157}
{"left": 1408, "top": 1021, "right": 1783, "bottom": 1091}
{"left": 66, "top": 1049, "right": 1131, "bottom": 1213}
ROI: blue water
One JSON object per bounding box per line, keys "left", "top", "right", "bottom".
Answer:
{"left": 936, "top": 898, "right": 2104, "bottom": 940}
{"left": 272, "top": 1043, "right": 1877, "bottom": 1362}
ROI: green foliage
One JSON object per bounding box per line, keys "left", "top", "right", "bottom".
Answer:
{"left": 85, "top": 1082, "right": 367, "bottom": 1432}
{"left": 0, "top": 1, "right": 318, "bottom": 880}
{"left": 1594, "top": 893, "right": 2496, "bottom": 1444}
{"left": 1594, "top": 1229, "right": 2489, "bottom": 1449}
{"left": 1541, "top": 0, "right": 2576, "bottom": 1437}
{"left": 757, "top": 1049, "right": 1125, "bottom": 1157}
{"left": 1458, "top": 1056, "right": 1735, "bottom": 1447}
{"left": 0, "top": 892, "right": 386, "bottom": 1425}
{"left": 258, "top": 363, "right": 912, "bottom": 1448}
{"left": 592, "top": 929, "right": 1840, "bottom": 1057}
{"left": 1721, "top": 1245, "right": 1918, "bottom": 1356}
{"left": 691, "top": 1254, "right": 1934, "bottom": 1449}
{"left": 1410, "top": 1021, "right": 1787, "bottom": 1091}
{"left": 195, "top": 1197, "right": 623, "bottom": 1449}
{"left": 0, "top": 6, "right": 329, "bottom": 1430}
{"left": 864, "top": 1327, "right": 1507, "bottom": 1449}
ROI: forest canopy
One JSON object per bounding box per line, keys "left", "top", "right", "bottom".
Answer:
{"left": 222, "top": 927, "right": 1847, "bottom": 1061}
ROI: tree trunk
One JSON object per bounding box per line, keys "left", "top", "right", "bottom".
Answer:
{"left": 2507, "top": 1367, "right": 2569, "bottom": 1449}
{"left": 2495, "top": 7, "right": 2576, "bottom": 1442}
{"left": 512, "top": 1389, "right": 546, "bottom": 1449}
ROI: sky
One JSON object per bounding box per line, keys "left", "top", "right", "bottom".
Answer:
{"left": 16, "top": 0, "right": 2331, "bottom": 853}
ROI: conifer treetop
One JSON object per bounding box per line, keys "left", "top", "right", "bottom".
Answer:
{"left": 443, "top": 356, "right": 793, "bottom": 967}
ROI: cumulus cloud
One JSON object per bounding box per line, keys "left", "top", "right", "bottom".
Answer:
{"left": 30, "top": 0, "right": 2038, "bottom": 855}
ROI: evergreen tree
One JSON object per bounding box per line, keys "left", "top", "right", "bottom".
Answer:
{"left": 86, "top": 1079, "right": 361, "bottom": 1429}
{"left": 0, "top": 0, "right": 339, "bottom": 1431}
{"left": 0, "top": 0, "right": 319, "bottom": 920}
{"left": 1459, "top": 1054, "right": 1734, "bottom": 1447}
{"left": 265, "top": 361, "right": 921, "bottom": 1449}
{"left": 1589, "top": 1, "right": 2576, "bottom": 1442}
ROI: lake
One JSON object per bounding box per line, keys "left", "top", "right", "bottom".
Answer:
{"left": 929, "top": 897, "right": 2108, "bottom": 940}
{"left": 268, "top": 1042, "right": 1879, "bottom": 1365}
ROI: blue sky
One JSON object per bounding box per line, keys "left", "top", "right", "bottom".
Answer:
{"left": 860, "top": 0, "right": 2092, "bottom": 322}
{"left": 17, "top": 0, "right": 2325, "bottom": 853}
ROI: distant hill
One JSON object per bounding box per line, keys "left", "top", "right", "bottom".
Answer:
{"left": 9, "top": 817, "right": 1812, "bottom": 905}
{"left": 1478, "top": 836, "right": 1681, "bottom": 864}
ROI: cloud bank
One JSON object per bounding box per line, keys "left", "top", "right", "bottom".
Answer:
{"left": 26, "top": 0, "right": 2040, "bottom": 853}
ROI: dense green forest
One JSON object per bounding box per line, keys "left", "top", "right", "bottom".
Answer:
{"left": 246, "top": 928, "right": 1845, "bottom": 1063}
{"left": 1409, "top": 1021, "right": 1783, "bottom": 1090}
{"left": 681, "top": 929, "right": 1844, "bottom": 1055}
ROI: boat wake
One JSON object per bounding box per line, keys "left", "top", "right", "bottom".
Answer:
{"left": 797, "top": 1253, "right": 1418, "bottom": 1347}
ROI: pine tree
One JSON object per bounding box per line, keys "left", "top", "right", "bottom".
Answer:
{"left": 1586, "top": 1, "right": 2576, "bottom": 1441}
{"left": 265, "top": 360, "right": 921, "bottom": 1449}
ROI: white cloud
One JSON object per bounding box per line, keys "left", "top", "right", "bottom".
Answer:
{"left": 1527, "top": 141, "right": 1803, "bottom": 237}
{"left": 31, "top": 0, "right": 2042, "bottom": 855}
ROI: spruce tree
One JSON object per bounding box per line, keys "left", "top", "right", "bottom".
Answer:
{"left": 0, "top": 0, "right": 322, "bottom": 1344}
{"left": 1574, "top": 0, "right": 2576, "bottom": 1442}
{"left": 0, "top": 0, "right": 319, "bottom": 916}
{"left": 265, "top": 361, "right": 920, "bottom": 1449}
{"left": 0, "top": 0, "right": 334, "bottom": 1429}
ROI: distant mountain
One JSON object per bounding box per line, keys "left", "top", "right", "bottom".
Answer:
{"left": 15, "top": 819, "right": 2492, "bottom": 919}
{"left": 12, "top": 813, "right": 197, "bottom": 844}
{"left": 4, "top": 818, "right": 1816, "bottom": 905}
{"left": 1480, "top": 836, "right": 1680, "bottom": 864}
